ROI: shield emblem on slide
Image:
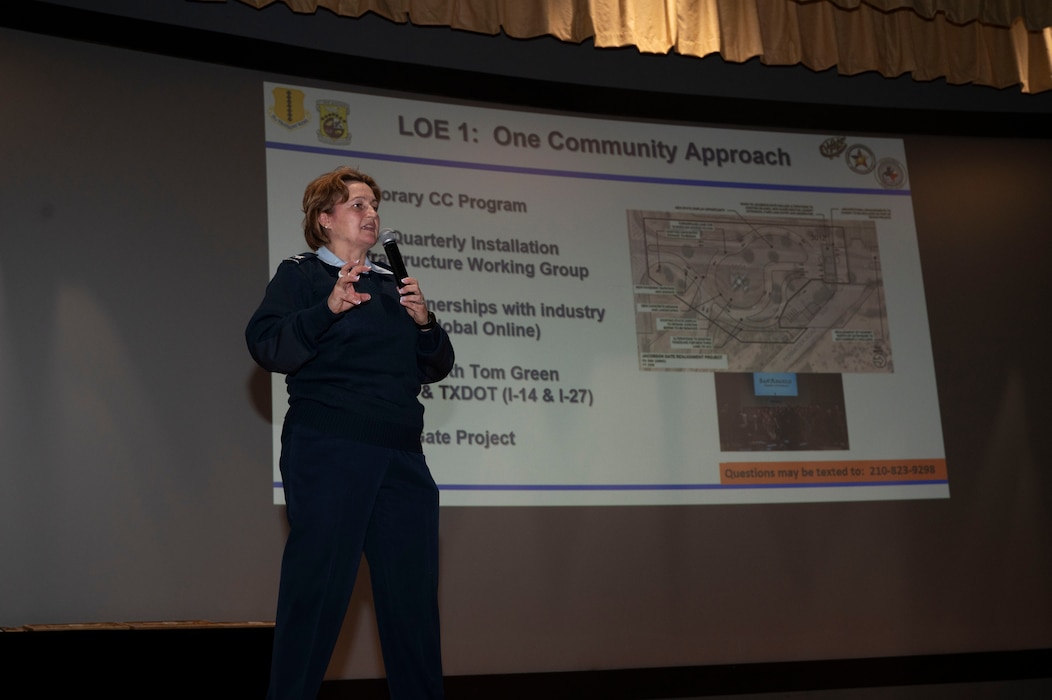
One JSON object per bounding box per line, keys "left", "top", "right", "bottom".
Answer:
{"left": 268, "top": 87, "right": 310, "bottom": 129}
{"left": 317, "top": 100, "right": 351, "bottom": 144}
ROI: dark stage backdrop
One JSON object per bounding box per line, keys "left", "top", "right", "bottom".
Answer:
{"left": 1, "top": 4, "right": 1050, "bottom": 682}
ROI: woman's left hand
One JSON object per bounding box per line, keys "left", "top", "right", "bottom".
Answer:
{"left": 397, "top": 277, "right": 430, "bottom": 325}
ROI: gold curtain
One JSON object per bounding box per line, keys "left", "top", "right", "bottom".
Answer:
{"left": 203, "top": 0, "right": 1052, "bottom": 93}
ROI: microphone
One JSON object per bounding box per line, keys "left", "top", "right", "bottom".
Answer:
{"left": 379, "top": 228, "right": 408, "bottom": 288}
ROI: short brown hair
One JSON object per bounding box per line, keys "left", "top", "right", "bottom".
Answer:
{"left": 301, "top": 166, "right": 382, "bottom": 250}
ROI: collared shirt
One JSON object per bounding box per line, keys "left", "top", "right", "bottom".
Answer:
{"left": 317, "top": 245, "right": 393, "bottom": 277}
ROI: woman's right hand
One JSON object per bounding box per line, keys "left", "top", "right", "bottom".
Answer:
{"left": 327, "top": 260, "right": 372, "bottom": 314}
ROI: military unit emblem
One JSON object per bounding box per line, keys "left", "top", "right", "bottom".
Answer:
{"left": 268, "top": 87, "right": 310, "bottom": 129}
{"left": 316, "top": 100, "right": 351, "bottom": 145}
{"left": 268, "top": 87, "right": 353, "bottom": 146}
{"left": 819, "top": 137, "right": 907, "bottom": 189}
{"left": 845, "top": 144, "right": 876, "bottom": 174}
{"left": 819, "top": 136, "right": 846, "bottom": 159}
{"left": 875, "top": 158, "right": 907, "bottom": 189}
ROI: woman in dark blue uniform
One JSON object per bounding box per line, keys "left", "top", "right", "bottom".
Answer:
{"left": 246, "top": 166, "right": 454, "bottom": 699}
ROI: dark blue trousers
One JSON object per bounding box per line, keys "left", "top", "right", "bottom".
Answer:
{"left": 267, "top": 423, "right": 444, "bottom": 700}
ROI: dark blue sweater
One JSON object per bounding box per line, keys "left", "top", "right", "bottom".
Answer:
{"left": 246, "top": 253, "right": 455, "bottom": 452}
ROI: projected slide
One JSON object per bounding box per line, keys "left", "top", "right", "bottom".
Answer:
{"left": 262, "top": 82, "right": 948, "bottom": 506}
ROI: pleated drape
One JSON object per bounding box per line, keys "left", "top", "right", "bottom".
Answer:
{"left": 198, "top": 0, "right": 1052, "bottom": 93}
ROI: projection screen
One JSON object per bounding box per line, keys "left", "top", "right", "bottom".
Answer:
{"left": 262, "top": 81, "right": 947, "bottom": 507}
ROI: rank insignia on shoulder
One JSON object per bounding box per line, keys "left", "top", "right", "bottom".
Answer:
{"left": 286, "top": 252, "right": 317, "bottom": 263}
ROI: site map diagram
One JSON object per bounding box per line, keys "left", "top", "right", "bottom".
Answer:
{"left": 627, "top": 209, "right": 893, "bottom": 373}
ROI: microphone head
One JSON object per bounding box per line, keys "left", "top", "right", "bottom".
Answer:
{"left": 379, "top": 228, "right": 399, "bottom": 246}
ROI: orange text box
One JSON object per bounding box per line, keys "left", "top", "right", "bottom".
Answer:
{"left": 719, "top": 459, "right": 947, "bottom": 485}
